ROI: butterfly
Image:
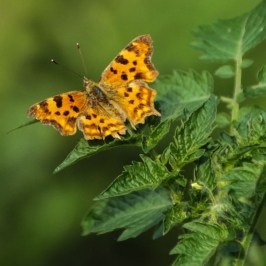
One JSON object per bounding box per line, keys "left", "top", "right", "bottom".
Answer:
{"left": 27, "top": 35, "right": 161, "bottom": 140}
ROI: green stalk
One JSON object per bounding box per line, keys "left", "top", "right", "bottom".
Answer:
{"left": 230, "top": 55, "right": 242, "bottom": 133}
{"left": 235, "top": 192, "right": 266, "bottom": 266}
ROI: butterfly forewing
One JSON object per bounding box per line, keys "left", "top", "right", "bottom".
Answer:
{"left": 99, "top": 35, "right": 159, "bottom": 86}
{"left": 27, "top": 91, "right": 88, "bottom": 136}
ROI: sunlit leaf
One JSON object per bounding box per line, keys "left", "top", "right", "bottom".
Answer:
{"left": 96, "top": 155, "right": 171, "bottom": 199}
{"left": 170, "top": 95, "right": 216, "bottom": 169}
{"left": 215, "top": 65, "right": 234, "bottom": 78}
{"left": 215, "top": 112, "right": 231, "bottom": 128}
{"left": 241, "top": 58, "right": 254, "bottom": 68}
{"left": 191, "top": 1, "right": 266, "bottom": 62}
{"left": 154, "top": 70, "right": 213, "bottom": 118}
{"left": 244, "top": 66, "right": 266, "bottom": 97}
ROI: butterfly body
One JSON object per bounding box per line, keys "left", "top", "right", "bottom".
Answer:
{"left": 27, "top": 35, "right": 160, "bottom": 140}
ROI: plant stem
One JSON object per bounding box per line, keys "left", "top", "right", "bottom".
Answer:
{"left": 230, "top": 56, "right": 242, "bottom": 133}
{"left": 235, "top": 192, "right": 266, "bottom": 266}
{"left": 220, "top": 96, "right": 234, "bottom": 104}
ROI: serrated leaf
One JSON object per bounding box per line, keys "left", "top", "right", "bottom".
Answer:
{"left": 163, "top": 204, "right": 187, "bottom": 235}
{"left": 241, "top": 58, "right": 254, "bottom": 68}
{"left": 244, "top": 66, "right": 266, "bottom": 97}
{"left": 220, "top": 131, "right": 237, "bottom": 146}
{"left": 54, "top": 135, "right": 142, "bottom": 173}
{"left": 171, "top": 222, "right": 228, "bottom": 266}
{"left": 7, "top": 119, "right": 39, "bottom": 134}
{"left": 196, "top": 156, "right": 216, "bottom": 191}
{"left": 191, "top": 1, "right": 266, "bottom": 62}
{"left": 215, "top": 112, "right": 231, "bottom": 128}
{"left": 237, "top": 106, "right": 266, "bottom": 145}
{"left": 171, "top": 95, "right": 216, "bottom": 169}
{"left": 154, "top": 70, "right": 213, "bottom": 119}
{"left": 215, "top": 65, "right": 235, "bottom": 78}
{"left": 82, "top": 187, "right": 173, "bottom": 241}
{"left": 221, "top": 163, "right": 264, "bottom": 198}
{"left": 142, "top": 120, "right": 171, "bottom": 153}
{"left": 96, "top": 155, "right": 171, "bottom": 199}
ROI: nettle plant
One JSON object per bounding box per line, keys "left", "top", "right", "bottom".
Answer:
{"left": 23, "top": 1, "right": 266, "bottom": 265}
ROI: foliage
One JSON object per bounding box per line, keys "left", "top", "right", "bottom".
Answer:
{"left": 23, "top": 0, "right": 266, "bottom": 265}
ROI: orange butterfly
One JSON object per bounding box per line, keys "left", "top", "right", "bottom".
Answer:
{"left": 27, "top": 35, "right": 160, "bottom": 140}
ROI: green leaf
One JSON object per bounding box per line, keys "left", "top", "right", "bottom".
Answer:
{"left": 215, "top": 112, "right": 231, "bottom": 128}
{"left": 191, "top": 1, "right": 266, "bottom": 62}
{"left": 7, "top": 119, "right": 39, "bottom": 134}
{"left": 215, "top": 65, "right": 235, "bottom": 78}
{"left": 220, "top": 131, "right": 237, "bottom": 146}
{"left": 161, "top": 146, "right": 171, "bottom": 165}
{"left": 221, "top": 163, "right": 264, "bottom": 198}
{"left": 96, "top": 154, "right": 171, "bottom": 199}
{"left": 82, "top": 187, "right": 173, "bottom": 241}
{"left": 195, "top": 156, "right": 216, "bottom": 191}
{"left": 237, "top": 105, "right": 266, "bottom": 145}
{"left": 163, "top": 203, "right": 187, "bottom": 235}
{"left": 171, "top": 222, "right": 228, "bottom": 266}
{"left": 244, "top": 66, "right": 266, "bottom": 97}
{"left": 257, "top": 65, "right": 266, "bottom": 82}
{"left": 154, "top": 70, "right": 213, "bottom": 118}
{"left": 54, "top": 135, "right": 142, "bottom": 173}
{"left": 171, "top": 95, "right": 216, "bottom": 169}
{"left": 241, "top": 58, "right": 254, "bottom": 68}
{"left": 142, "top": 119, "right": 171, "bottom": 153}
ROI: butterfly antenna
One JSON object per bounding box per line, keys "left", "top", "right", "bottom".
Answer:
{"left": 76, "top": 43, "right": 88, "bottom": 76}
{"left": 51, "top": 59, "right": 84, "bottom": 79}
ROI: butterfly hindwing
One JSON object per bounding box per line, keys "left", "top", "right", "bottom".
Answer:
{"left": 77, "top": 105, "right": 127, "bottom": 140}
{"left": 109, "top": 80, "right": 160, "bottom": 128}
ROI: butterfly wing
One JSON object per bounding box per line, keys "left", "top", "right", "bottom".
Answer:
{"left": 77, "top": 104, "right": 127, "bottom": 140}
{"left": 107, "top": 80, "right": 161, "bottom": 128}
{"left": 99, "top": 35, "right": 159, "bottom": 86}
{"left": 27, "top": 91, "right": 88, "bottom": 136}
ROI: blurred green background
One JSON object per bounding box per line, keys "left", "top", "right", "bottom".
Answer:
{"left": 2, "top": 0, "right": 266, "bottom": 265}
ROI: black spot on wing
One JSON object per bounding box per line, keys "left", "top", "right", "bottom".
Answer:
{"left": 63, "top": 110, "right": 69, "bottom": 116}
{"left": 129, "top": 67, "right": 136, "bottom": 72}
{"left": 39, "top": 100, "right": 48, "bottom": 108}
{"left": 100, "top": 119, "right": 104, "bottom": 123}
{"left": 68, "top": 94, "right": 74, "bottom": 102}
{"left": 124, "top": 92, "right": 129, "bottom": 97}
{"left": 134, "top": 73, "right": 144, "bottom": 79}
{"left": 128, "top": 100, "right": 134, "bottom": 104}
{"left": 92, "top": 114, "right": 97, "bottom": 118}
{"left": 121, "top": 74, "right": 128, "bottom": 81}
{"left": 53, "top": 95, "right": 63, "bottom": 108}
{"left": 55, "top": 111, "right": 60, "bottom": 115}
{"left": 110, "top": 67, "right": 117, "bottom": 74}
{"left": 115, "top": 55, "right": 129, "bottom": 65}
{"left": 125, "top": 43, "right": 134, "bottom": 52}
{"left": 133, "top": 60, "right": 137, "bottom": 66}
{"left": 127, "top": 87, "right": 132, "bottom": 92}
{"left": 86, "top": 114, "right": 91, "bottom": 120}
{"left": 102, "top": 127, "right": 109, "bottom": 133}
{"left": 67, "top": 117, "right": 76, "bottom": 124}
{"left": 73, "top": 106, "right": 79, "bottom": 113}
